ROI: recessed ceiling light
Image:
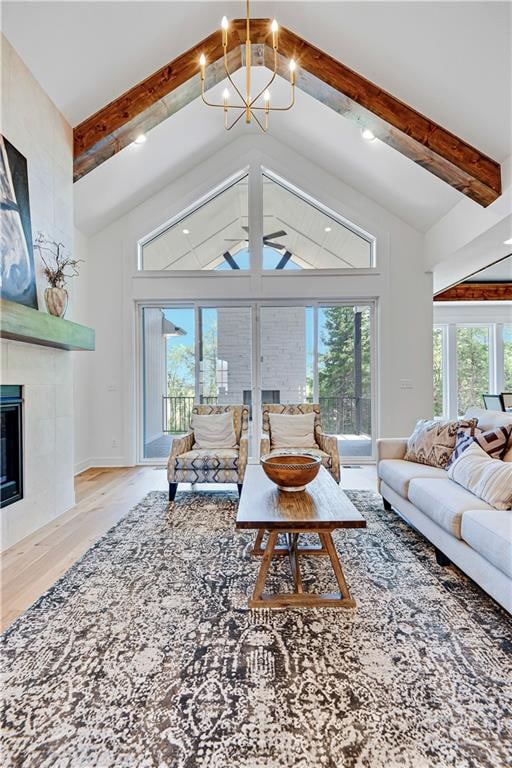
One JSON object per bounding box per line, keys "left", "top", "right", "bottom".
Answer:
{"left": 361, "top": 128, "right": 376, "bottom": 142}
{"left": 133, "top": 134, "right": 146, "bottom": 145}
{"left": 504, "top": 237, "right": 512, "bottom": 245}
{"left": 324, "top": 226, "right": 332, "bottom": 232}
{"left": 182, "top": 229, "right": 190, "bottom": 235}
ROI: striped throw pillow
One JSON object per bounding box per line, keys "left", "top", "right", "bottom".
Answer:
{"left": 447, "top": 425, "right": 512, "bottom": 467}
{"left": 448, "top": 443, "right": 512, "bottom": 510}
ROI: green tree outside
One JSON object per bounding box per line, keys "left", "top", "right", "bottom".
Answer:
{"left": 318, "top": 306, "right": 371, "bottom": 434}
{"left": 456, "top": 326, "right": 489, "bottom": 415}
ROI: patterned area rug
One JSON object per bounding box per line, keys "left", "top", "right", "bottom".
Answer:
{"left": 2, "top": 490, "right": 511, "bottom": 768}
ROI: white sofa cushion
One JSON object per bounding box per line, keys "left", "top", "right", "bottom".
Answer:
{"left": 447, "top": 443, "right": 512, "bottom": 510}
{"left": 379, "top": 459, "right": 447, "bottom": 498}
{"left": 269, "top": 412, "right": 317, "bottom": 449}
{"left": 408, "top": 478, "right": 494, "bottom": 539}
{"left": 461, "top": 509, "right": 512, "bottom": 578}
{"left": 192, "top": 412, "right": 237, "bottom": 449}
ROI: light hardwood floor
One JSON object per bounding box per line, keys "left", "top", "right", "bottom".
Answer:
{"left": 1, "top": 464, "right": 377, "bottom": 632}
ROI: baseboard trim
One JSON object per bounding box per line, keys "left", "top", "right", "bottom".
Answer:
{"left": 74, "top": 457, "right": 132, "bottom": 475}
{"left": 74, "top": 458, "right": 93, "bottom": 475}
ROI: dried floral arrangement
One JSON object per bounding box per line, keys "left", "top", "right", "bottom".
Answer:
{"left": 33, "top": 233, "right": 82, "bottom": 288}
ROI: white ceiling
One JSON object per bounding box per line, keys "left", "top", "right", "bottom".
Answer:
{"left": 466, "top": 255, "right": 512, "bottom": 283}
{"left": 3, "top": 1, "right": 510, "bottom": 236}
{"left": 73, "top": 68, "right": 462, "bottom": 234}
{"left": 3, "top": 1, "right": 510, "bottom": 161}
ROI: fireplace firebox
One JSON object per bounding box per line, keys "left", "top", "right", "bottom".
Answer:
{"left": 1, "top": 385, "right": 23, "bottom": 507}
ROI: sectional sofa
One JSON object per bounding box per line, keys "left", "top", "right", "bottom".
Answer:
{"left": 377, "top": 407, "right": 512, "bottom": 613}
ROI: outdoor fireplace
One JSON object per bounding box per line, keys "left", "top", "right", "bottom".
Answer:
{"left": 1, "top": 386, "right": 23, "bottom": 507}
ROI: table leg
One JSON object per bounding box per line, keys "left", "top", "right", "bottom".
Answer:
{"left": 320, "top": 532, "right": 355, "bottom": 606}
{"left": 287, "top": 533, "right": 304, "bottom": 594}
{"left": 251, "top": 528, "right": 265, "bottom": 556}
{"left": 249, "top": 531, "right": 279, "bottom": 607}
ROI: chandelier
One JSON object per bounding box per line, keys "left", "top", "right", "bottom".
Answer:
{"left": 199, "top": 1, "right": 296, "bottom": 132}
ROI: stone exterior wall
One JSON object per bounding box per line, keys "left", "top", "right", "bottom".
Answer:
{"left": 216, "top": 307, "right": 307, "bottom": 405}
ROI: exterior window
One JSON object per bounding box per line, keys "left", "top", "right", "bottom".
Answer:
{"left": 456, "top": 326, "right": 489, "bottom": 415}
{"left": 504, "top": 324, "right": 512, "bottom": 391}
{"left": 140, "top": 175, "right": 249, "bottom": 271}
{"left": 262, "top": 173, "right": 374, "bottom": 270}
{"left": 433, "top": 326, "right": 444, "bottom": 418}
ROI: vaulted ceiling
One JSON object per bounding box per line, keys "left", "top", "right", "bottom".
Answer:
{"left": 3, "top": 1, "right": 511, "bottom": 237}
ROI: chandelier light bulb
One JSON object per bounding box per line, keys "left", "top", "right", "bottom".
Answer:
{"left": 223, "top": 88, "right": 230, "bottom": 102}
{"left": 289, "top": 58, "right": 296, "bottom": 85}
{"left": 221, "top": 16, "right": 228, "bottom": 46}
{"left": 199, "top": 54, "right": 206, "bottom": 67}
{"left": 264, "top": 90, "right": 270, "bottom": 102}
{"left": 271, "top": 19, "right": 278, "bottom": 48}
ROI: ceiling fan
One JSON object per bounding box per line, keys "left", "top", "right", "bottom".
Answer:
{"left": 225, "top": 226, "right": 287, "bottom": 250}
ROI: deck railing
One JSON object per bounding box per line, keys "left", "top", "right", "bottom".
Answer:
{"left": 163, "top": 395, "right": 371, "bottom": 436}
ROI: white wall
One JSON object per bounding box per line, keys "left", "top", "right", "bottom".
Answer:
{"left": 71, "top": 226, "right": 93, "bottom": 473}
{"left": 1, "top": 35, "right": 76, "bottom": 548}
{"left": 75, "top": 135, "right": 433, "bottom": 466}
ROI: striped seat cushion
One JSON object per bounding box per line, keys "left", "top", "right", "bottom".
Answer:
{"left": 447, "top": 425, "right": 512, "bottom": 467}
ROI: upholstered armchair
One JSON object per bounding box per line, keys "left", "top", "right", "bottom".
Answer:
{"left": 260, "top": 403, "right": 340, "bottom": 483}
{"left": 167, "top": 404, "right": 249, "bottom": 501}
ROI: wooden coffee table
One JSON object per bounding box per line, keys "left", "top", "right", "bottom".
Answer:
{"left": 236, "top": 465, "right": 366, "bottom": 609}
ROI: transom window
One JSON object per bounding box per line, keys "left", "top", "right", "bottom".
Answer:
{"left": 139, "top": 168, "right": 375, "bottom": 272}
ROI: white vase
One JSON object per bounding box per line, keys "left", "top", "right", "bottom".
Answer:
{"left": 45, "top": 286, "right": 68, "bottom": 318}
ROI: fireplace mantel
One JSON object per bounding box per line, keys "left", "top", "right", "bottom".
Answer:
{"left": 0, "top": 299, "right": 95, "bottom": 351}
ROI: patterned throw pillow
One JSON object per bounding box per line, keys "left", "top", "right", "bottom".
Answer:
{"left": 404, "top": 418, "right": 477, "bottom": 469}
{"left": 447, "top": 425, "right": 512, "bottom": 467}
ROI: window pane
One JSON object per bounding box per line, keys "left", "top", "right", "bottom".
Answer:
{"left": 262, "top": 174, "right": 373, "bottom": 270}
{"left": 141, "top": 176, "right": 249, "bottom": 270}
{"left": 504, "top": 324, "right": 512, "bottom": 391}
{"left": 143, "top": 307, "right": 195, "bottom": 459}
{"left": 318, "top": 306, "right": 372, "bottom": 457}
{"left": 433, "top": 327, "right": 444, "bottom": 418}
{"left": 456, "top": 326, "right": 489, "bottom": 415}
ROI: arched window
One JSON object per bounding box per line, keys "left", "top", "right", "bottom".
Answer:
{"left": 138, "top": 167, "right": 375, "bottom": 272}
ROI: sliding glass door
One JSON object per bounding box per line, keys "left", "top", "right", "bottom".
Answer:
{"left": 318, "top": 305, "right": 372, "bottom": 458}
{"left": 259, "top": 303, "right": 374, "bottom": 460}
{"left": 141, "top": 301, "right": 375, "bottom": 462}
{"left": 142, "top": 305, "right": 253, "bottom": 459}
{"left": 142, "top": 306, "right": 195, "bottom": 459}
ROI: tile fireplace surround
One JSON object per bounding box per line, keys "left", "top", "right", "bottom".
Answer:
{"left": 0, "top": 338, "right": 75, "bottom": 550}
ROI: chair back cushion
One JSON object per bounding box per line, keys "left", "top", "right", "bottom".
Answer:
{"left": 192, "top": 412, "right": 237, "bottom": 449}
{"left": 269, "top": 412, "right": 317, "bottom": 449}
{"left": 191, "top": 404, "right": 249, "bottom": 444}
{"left": 262, "top": 403, "right": 322, "bottom": 444}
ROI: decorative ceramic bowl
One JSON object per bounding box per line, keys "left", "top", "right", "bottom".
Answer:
{"left": 261, "top": 454, "right": 321, "bottom": 492}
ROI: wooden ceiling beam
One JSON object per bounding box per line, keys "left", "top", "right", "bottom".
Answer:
{"left": 73, "top": 19, "right": 501, "bottom": 207}
{"left": 434, "top": 282, "right": 512, "bottom": 301}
